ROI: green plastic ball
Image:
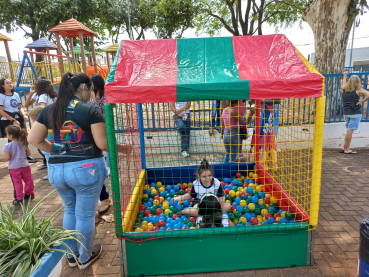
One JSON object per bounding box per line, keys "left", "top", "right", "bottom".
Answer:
{"left": 179, "top": 189, "right": 185, "bottom": 195}
{"left": 228, "top": 213, "right": 235, "bottom": 221}
{"left": 246, "top": 199, "right": 252, "bottom": 205}
{"left": 254, "top": 208, "right": 261, "bottom": 215}
{"left": 226, "top": 195, "right": 232, "bottom": 201}
{"left": 150, "top": 193, "right": 156, "bottom": 198}
{"left": 141, "top": 197, "right": 149, "bottom": 203}
{"left": 168, "top": 211, "right": 175, "bottom": 217}
{"left": 170, "top": 206, "right": 177, "bottom": 213}
{"left": 165, "top": 193, "right": 171, "bottom": 198}
{"left": 188, "top": 222, "right": 194, "bottom": 227}
{"left": 285, "top": 211, "right": 294, "bottom": 220}
{"left": 241, "top": 195, "right": 248, "bottom": 201}
{"left": 259, "top": 204, "right": 266, "bottom": 210}
{"left": 243, "top": 207, "right": 250, "bottom": 214}
{"left": 183, "top": 218, "right": 189, "bottom": 224}
{"left": 235, "top": 211, "right": 242, "bottom": 219}
{"left": 177, "top": 212, "right": 183, "bottom": 217}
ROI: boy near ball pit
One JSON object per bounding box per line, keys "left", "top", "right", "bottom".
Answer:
{"left": 172, "top": 159, "right": 231, "bottom": 216}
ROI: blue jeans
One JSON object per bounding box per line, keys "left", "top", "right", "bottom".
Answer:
{"left": 344, "top": 114, "right": 362, "bottom": 130}
{"left": 174, "top": 115, "right": 191, "bottom": 152}
{"left": 223, "top": 128, "right": 239, "bottom": 163}
{"left": 48, "top": 157, "right": 106, "bottom": 263}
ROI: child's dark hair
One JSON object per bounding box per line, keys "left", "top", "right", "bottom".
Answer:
{"left": 36, "top": 79, "right": 57, "bottom": 98}
{"left": 198, "top": 195, "right": 222, "bottom": 228}
{"left": 5, "top": 125, "right": 28, "bottom": 147}
{"left": 90, "top": 73, "right": 105, "bottom": 98}
{"left": 197, "top": 158, "right": 213, "bottom": 177}
{"left": 0, "top": 78, "right": 15, "bottom": 95}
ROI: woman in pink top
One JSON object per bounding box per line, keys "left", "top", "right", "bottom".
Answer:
{"left": 221, "top": 100, "right": 246, "bottom": 163}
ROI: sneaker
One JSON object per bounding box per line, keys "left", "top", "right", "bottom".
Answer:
{"left": 43, "top": 175, "right": 49, "bottom": 180}
{"left": 24, "top": 194, "right": 35, "bottom": 200}
{"left": 37, "top": 163, "right": 47, "bottom": 170}
{"left": 13, "top": 199, "right": 23, "bottom": 205}
{"left": 27, "top": 156, "right": 37, "bottom": 163}
{"left": 99, "top": 199, "right": 112, "bottom": 213}
{"left": 181, "top": 151, "right": 189, "bottom": 158}
{"left": 79, "top": 244, "right": 102, "bottom": 269}
{"left": 66, "top": 254, "right": 80, "bottom": 267}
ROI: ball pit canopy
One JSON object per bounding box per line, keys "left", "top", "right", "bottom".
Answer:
{"left": 105, "top": 34, "right": 324, "bottom": 104}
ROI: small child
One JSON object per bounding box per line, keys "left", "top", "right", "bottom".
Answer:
{"left": 196, "top": 194, "right": 233, "bottom": 228}
{"left": 3, "top": 125, "right": 35, "bottom": 204}
{"left": 172, "top": 159, "right": 231, "bottom": 216}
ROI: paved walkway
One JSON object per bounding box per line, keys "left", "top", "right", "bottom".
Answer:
{"left": 1, "top": 148, "right": 368, "bottom": 277}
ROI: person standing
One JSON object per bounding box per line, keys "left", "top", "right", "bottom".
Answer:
{"left": 169, "top": 102, "right": 192, "bottom": 157}
{"left": 28, "top": 72, "right": 129, "bottom": 269}
{"left": 0, "top": 78, "right": 37, "bottom": 163}
{"left": 341, "top": 72, "right": 369, "bottom": 154}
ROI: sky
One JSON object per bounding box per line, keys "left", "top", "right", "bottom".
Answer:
{"left": 1, "top": 12, "right": 368, "bottom": 62}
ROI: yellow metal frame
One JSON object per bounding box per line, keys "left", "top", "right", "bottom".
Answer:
{"left": 309, "top": 96, "right": 325, "bottom": 227}
{"left": 123, "top": 169, "right": 146, "bottom": 232}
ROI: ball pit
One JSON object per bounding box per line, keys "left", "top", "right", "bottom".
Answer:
{"left": 133, "top": 173, "right": 297, "bottom": 232}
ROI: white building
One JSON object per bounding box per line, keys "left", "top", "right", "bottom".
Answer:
{"left": 310, "top": 46, "right": 369, "bottom": 67}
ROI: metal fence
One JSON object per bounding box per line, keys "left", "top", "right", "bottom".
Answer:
{"left": 344, "top": 66, "right": 369, "bottom": 73}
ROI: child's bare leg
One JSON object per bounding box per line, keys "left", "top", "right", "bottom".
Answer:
{"left": 222, "top": 202, "right": 231, "bottom": 213}
{"left": 181, "top": 204, "right": 199, "bottom": 216}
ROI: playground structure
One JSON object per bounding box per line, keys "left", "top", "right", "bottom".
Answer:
{"left": 103, "top": 43, "right": 119, "bottom": 69}
{"left": 0, "top": 18, "right": 110, "bottom": 85}
{"left": 104, "top": 35, "right": 325, "bottom": 276}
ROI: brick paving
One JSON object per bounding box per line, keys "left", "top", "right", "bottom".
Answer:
{"left": 1, "top": 148, "right": 368, "bottom": 277}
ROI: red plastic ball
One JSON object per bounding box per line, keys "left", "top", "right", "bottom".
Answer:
{"left": 273, "top": 213, "right": 279, "bottom": 220}
{"left": 144, "top": 210, "right": 151, "bottom": 217}
{"left": 239, "top": 192, "right": 246, "bottom": 197}
{"left": 231, "top": 205, "right": 236, "bottom": 211}
{"left": 265, "top": 213, "right": 272, "bottom": 220}
{"left": 225, "top": 188, "right": 230, "bottom": 195}
{"left": 235, "top": 172, "right": 242, "bottom": 178}
{"left": 185, "top": 188, "right": 190, "bottom": 194}
{"left": 154, "top": 195, "right": 160, "bottom": 200}
{"left": 243, "top": 183, "right": 248, "bottom": 188}
{"left": 140, "top": 205, "right": 146, "bottom": 211}
{"left": 166, "top": 228, "right": 172, "bottom": 230}
{"left": 189, "top": 217, "right": 195, "bottom": 223}
{"left": 220, "top": 181, "right": 225, "bottom": 187}
{"left": 172, "top": 214, "right": 179, "bottom": 220}
{"left": 250, "top": 217, "right": 259, "bottom": 225}
{"left": 152, "top": 226, "right": 160, "bottom": 231}
{"left": 180, "top": 185, "right": 186, "bottom": 190}
{"left": 264, "top": 197, "right": 271, "bottom": 204}
{"left": 182, "top": 227, "right": 189, "bottom": 229}
{"left": 157, "top": 220, "right": 165, "bottom": 227}
{"left": 156, "top": 208, "right": 163, "bottom": 216}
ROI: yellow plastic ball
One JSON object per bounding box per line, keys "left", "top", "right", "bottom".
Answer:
{"left": 257, "top": 215, "right": 263, "bottom": 222}
{"left": 276, "top": 217, "right": 281, "bottom": 222}
{"left": 141, "top": 225, "right": 148, "bottom": 231}
{"left": 253, "top": 173, "right": 258, "bottom": 178}
{"left": 162, "top": 203, "right": 169, "bottom": 210}
{"left": 160, "top": 196, "right": 165, "bottom": 202}
{"left": 188, "top": 182, "right": 193, "bottom": 188}
{"left": 241, "top": 175, "right": 245, "bottom": 179}
{"left": 256, "top": 186, "right": 262, "bottom": 192}
{"left": 237, "top": 187, "right": 243, "bottom": 192}
{"left": 261, "top": 209, "right": 268, "bottom": 216}
{"left": 248, "top": 203, "right": 255, "bottom": 211}
{"left": 249, "top": 172, "right": 254, "bottom": 178}
{"left": 183, "top": 183, "right": 188, "bottom": 188}
{"left": 265, "top": 193, "right": 272, "bottom": 198}
{"left": 190, "top": 226, "right": 197, "bottom": 229}
{"left": 242, "top": 188, "right": 247, "bottom": 193}
{"left": 270, "top": 196, "right": 278, "bottom": 204}
{"left": 144, "top": 185, "right": 150, "bottom": 190}
{"left": 164, "top": 209, "right": 171, "bottom": 216}
{"left": 141, "top": 221, "right": 148, "bottom": 226}
{"left": 240, "top": 200, "right": 247, "bottom": 207}
{"left": 226, "top": 200, "right": 231, "bottom": 203}
{"left": 156, "top": 182, "right": 163, "bottom": 187}
{"left": 229, "top": 190, "right": 236, "bottom": 197}
{"left": 151, "top": 189, "right": 157, "bottom": 194}
{"left": 239, "top": 217, "right": 247, "bottom": 224}
{"left": 143, "top": 194, "right": 149, "bottom": 199}
{"left": 235, "top": 191, "right": 240, "bottom": 197}
{"left": 153, "top": 199, "right": 159, "bottom": 206}
{"left": 147, "top": 223, "right": 154, "bottom": 230}
{"left": 159, "top": 187, "right": 165, "bottom": 192}
{"left": 135, "top": 228, "right": 143, "bottom": 232}
{"left": 233, "top": 219, "right": 239, "bottom": 224}
{"left": 281, "top": 211, "right": 286, "bottom": 218}
{"left": 233, "top": 210, "right": 237, "bottom": 214}
{"left": 258, "top": 199, "right": 264, "bottom": 205}
{"left": 265, "top": 204, "right": 270, "bottom": 209}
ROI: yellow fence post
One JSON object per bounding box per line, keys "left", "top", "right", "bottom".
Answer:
{"left": 309, "top": 95, "right": 325, "bottom": 227}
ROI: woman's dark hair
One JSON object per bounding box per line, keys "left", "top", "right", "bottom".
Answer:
{"left": 48, "top": 72, "right": 91, "bottom": 133}
{"left": 6, "top": 125, "right": 28, "bottom": 147}
{"left": 36, "top": 79, "right": 57, "bottom": 98}
{"left": 37, "top": 76, "right": 47, "bottom": 80}
{"left": 0, "top": 79, "right": 15, "bottom": 95}
{"left": 198, "top": 195, "right": 222, "bottom": 228}
{"left": 197, "top": 158, "right": 213, "bottom": 177}
{"left": 90, "top": 74, "right": 105, "bottom": 98}
{"left": 229, "top": 100, "right": 238, "bottom": 106}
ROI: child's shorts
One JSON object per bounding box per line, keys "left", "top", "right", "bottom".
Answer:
{"left": 191, "top": 199, "right": 199, "bottom": 207}
{"left": 240, "top": 126, "right": 248, "bottom": 140}
{"left": 344, "top": 114, "right": 362, "bottom": 130}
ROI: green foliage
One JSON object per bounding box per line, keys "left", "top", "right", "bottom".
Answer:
{"left": 348, "top": 0, "right": 368, "bottom": 20}
{"left": 0, "top": 191, "right": 83, "bottom": 277}
{"left": 195, "top": 0, "right": 312, "bottom": 36}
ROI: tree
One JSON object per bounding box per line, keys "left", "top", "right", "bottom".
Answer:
{"left": 303, "top": 0, "right": 368, "bottom": 75}
{"left": 195, "top": 0, "right": 310, "bottom": 37}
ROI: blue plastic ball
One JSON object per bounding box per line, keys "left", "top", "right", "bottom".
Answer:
{"left": 174, "top": 218, "right": 182, "bottom": 224}
{"left": 173, "top": 185, "right": 180, "bottom": 191}
{"left": 143, "top": 216, "right": 149, "bottom": 222}
{"left": 145, "top": 189, "right": 151, "bottom": 195}
{"left": 176, "top": 204, "right": 182, "bottom": 211}
{"left": 183, "top": 200, "right": 190, "bottom": 207}
{"left": 268, "top": 207, "right": 277, "bottom": 213}
{"left": 159, "top": 214, "right": 165, "bottom": 219}
{"left": 249, "top": 180, "right": 254, "bottom": 184}
{"left": 165, "top": 223, "right": 172, "bottom": 229}
{"left": 247, "top": 187, "right": 253, "bottom": 194}
{"left": 258, "top": 192, "right": 265, "bottom": 198}
{"left": 250, "top": 212, "right": 256, "bottom": 218}
{"left": 246, "top": 222, "right": 251, "bottom": 226}
{"left": 158, "top": 204, "right": 162, "bottom": 209}
{"left": 170, "top": 189, "right": 176, "bottom": 194}
{"left": 148, "top": 198, "right": 154, "bottom": 203}
{"left": 267, "top": 217, "right": 275, "bottom": 224}
{"left": 166, "top": 218, "right": 173, "bottom": 224}
{"left": 255, "top": 204, "right": 260, "bottom": 208}
{"left": 173, "top": 224, "right": 181, "bottom": 230}
{"left": 233, "top": 179, "right": 239, "bottom": 186}
{"left": 261, "top": 221, "right": 268, "bottom": 225}
{"left": 236, "top": 206, "right": 243, "bottom": 213}
{"left": 181, "top": 216, "right": 187, "bottom": 221}
{"left": 278, "top": 209, "right": 285, "bottom": 215}
{"left": 160, "top": 191, "right": 166, "bottom": 197}
{"left": 280, "top": 217, "right": 288, "bottom": 224}
{"left": 147, "top": 202, "right": 153, "bottom": 208}
{"left": 245, "top": 213, "right": 252, "bottom": 221}
{"left": 159, "top": 227, "right": 165, "bottom": 231}
{"left": 183, "top": 224, "right": 189, "bottom": 228}
{"left": 234, "top": 197, "right": 241, "bottom": 204}
{"left": 224, "top": 178, "right": 231, "bottom": 183}
{"left": 166, "top": 185, "right": 172, "bottom": 192}
{"left": 152, "top": 216, "right": 159, "bottom": 224}
{"left": 289, "top": 219, "right": 295, "bottom": 223}
{"left": 166, "top": 197, "right": 172, "bottom": 202}
{"left": 252, "top": 196, "right": 258, "bottom": 204}
{"left": 236, "top": 222, "right": 244, "bottom": 226}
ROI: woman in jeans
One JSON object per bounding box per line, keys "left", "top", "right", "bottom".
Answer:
{"left": 28, "top": 73, "right": 131, "bottom": 269}
{"left": 169, "top": 102, "right": 191, "bottom": 158}
{"left": 341, "top": 72, "right": 369, "bottom": 154}
{"left": 221, "top": 100, "right": 246, "bottom": 163}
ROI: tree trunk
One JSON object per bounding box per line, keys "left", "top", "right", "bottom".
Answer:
{"left": 304, "top": 0, "right": 357, "bottom": 75}
{"left": 304, "top": 0, "right": 359, "bottom": 119}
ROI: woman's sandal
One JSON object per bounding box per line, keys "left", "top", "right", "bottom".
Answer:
{"left": 344, "top": 150, "right": 357, "bottom": 154}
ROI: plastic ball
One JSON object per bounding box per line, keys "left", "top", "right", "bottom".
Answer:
{"left": 253, "top": 174, "right": 258, "bottom": 179}
{"left": 139, "top": 205, "right": 146, "bottom": 211}
{"left": 236, "top": 206, "right": 244, "bottom": 213}
{"left": 239, "top": 200, "right": 247, "bottom": 207}
{"left": 189, "top": 216, "right": 195, "bottom": 223}
{"left": 144, "top": 210, "right": 151, "bottom": 217}
{"left": 239, "top": 216, "right": 247, "bottom": 224}
{"left": 267, "top": 217, "right": 275, "bottom": 224}
{"left": 183, "top": 200, "right": 190, "bottom": 207}
{"left": 145, "top": 189, "right": 151, "bottom": 195}
{"left": 256, "top": 185, "right": 262, "bottom": 192}
{"left": 173, "top": 185, "right": 180, "bottom": 191}
{"left": 182, "top": 218, "right": 189, "bottom": 224}
{"left": 247, "top": 187, "right": 253, "bottom": 194}
{"left": 151, "top": 189, "right": 157, "bottom": 194}
{"left": 165, "top": 223, "right": 172, "bottom": 229}
{"left": 159, "top": 227, "right": 165, "bottom": 230}
{"left": 185, "top": 189, "right": 190, "bottom": 193}
{"left": 151, "top": 216, "right": 159, "bottom": 224}
{"left": 168, "top": 211, "right": 175, "bottom": 217}
{"left": 249, "top": 172, "right": 254, "bottom": 178}
{"left": 248, "top": 203, "right": 255, "bottom": 211}
{"left": 179, "top": 189, "right": 185, "bottom": 195}
{"left": 232, "top": 179, "right": 239, "bottom": 186}
{"left": 279, "top": 218, "right": 288, "bottom": 224}
{"left": 225, "top": 188, "right": 230, "bottom": 195}
{"left": 229, "top": 190, "right": 236, "bottom": 198}
{"left": 250, "top": 217, "right": 258, "bottom": 225}
{"left": 228, "top": 213, "right": 235, "bottom": 221}
{"left": 234, "top": 197, "right": 241, "bottom": 204}
{"left": 166, "top": 228, "right": 172, "bottom": 230}
{"left": 235, "top": 173, "right": 242, "bottom": 178}
{"left": 259, "top": 192, "right": 265, "bottom": 198}
{"left": 251, "top": 196, "right": 258, "bottom": 204}
{"left": 249, "top": 180, "right": 254, "bottom": 184}
{"left": 264, "top": 197, "right": 271, "bottom": 204}
{"left": 224, "top": 178, "right": 231, "bottom": 183}
{"left": 156, "top": 208, "right": 162, "bottom": 216}
{"left": 265, "top": 213, "right": 272, "bottom": 220}
{"left": 156, "top": 182, "right": 163, "bottom": 187}
{"left": 245, "top": 213, "right": 252, "bottom": 222}
{"left": 164, "top": 209, "right": 171, "bottom": 216}
{"left": 166, "top": 185, "right": 172, "bottom": 192}
{"left": 261, "top": 209, "right": 268, "bottom": 216}
{"left": 254, "top": 208, "right": 261, "bottom": 215}
{"left": 285, "top": 211, "right": 294, "bottom": 220}
{"left": 158, "top": 220, "right": 166, "bottom": 227}
{"left": 135, "top": 227, "right": 143, "bottom": 232}
{"left": 234, "top": 211, "right": 242, "bottom": 219}
{"left": 270, "top": 196, "right": 278, "bottom": 204}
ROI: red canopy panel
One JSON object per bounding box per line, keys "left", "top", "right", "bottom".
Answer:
{"left": 232, "top": 35, "right": 323, "bottom": 99}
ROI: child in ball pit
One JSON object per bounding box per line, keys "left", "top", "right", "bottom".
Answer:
{"left": 196, "top": 193, "right": 234, "bottom": 228}
{"left": 172, "top": 159, "right": 231, "bottom": 216}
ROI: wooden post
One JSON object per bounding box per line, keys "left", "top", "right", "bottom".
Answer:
{"left": 29, "top": 48, "right": 34, "bottom": 63}
{"left": 46, "top": 48, "right": 54, "bottom": 82}
{"left": 4, "top": 41, "right": 15, "bottom": 82}
{"left": 41, "top": 49, "right": 48, "bottom": 77}
{"left": 69, "top": 36, "right": 77, "bottom": 73}
{"left": 79, "top": 30, "right": 87, "bottom": 74}
{"left": 106, "top": 52, "right": 111, "bottom": 69}
{"left": 55, "top": 31, "right": 64, "bottom": 77}
{"left": 90, "top": 34, "right": 98, "bottom": 74}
